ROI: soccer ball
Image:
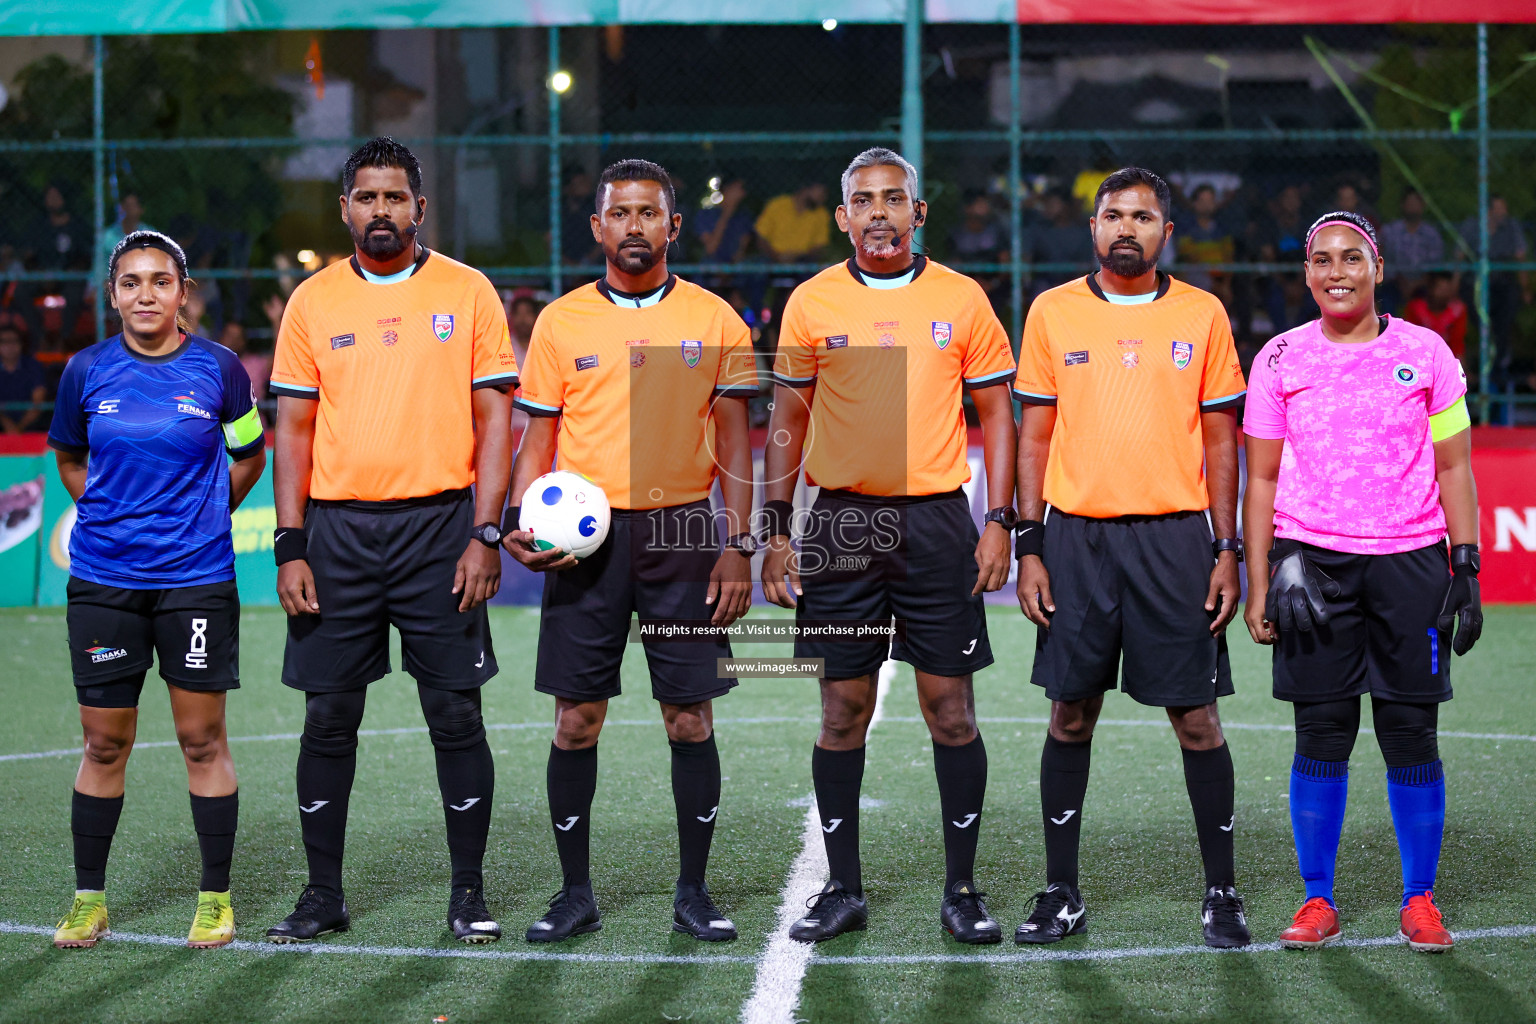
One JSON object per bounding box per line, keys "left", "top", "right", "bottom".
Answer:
{"left": 518, "top": 471, "right": 611, "bottom": 560}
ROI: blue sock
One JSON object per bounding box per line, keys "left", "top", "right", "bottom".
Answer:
{"left": 1386, "top": 760, "right": 1445, "bottom": 907}
{"left": 1290, "top": 755, "right": 1348, "bottom": 906}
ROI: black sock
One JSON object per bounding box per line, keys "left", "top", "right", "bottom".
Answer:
{"left": 295, "top": 750, "right": 355, "bottom": 897}
{"left": 189, "top": 792, "right": 238, "bottom": 892}
{"left": 1182, "top": 742, "right": 1237, "bottom": 889}
{"left": 435, "top": 740, "right": 494, "bottom": 890}
{"left": 670, "top": 734, "right": 721, "bottom": 892}
{"left": 812, "top": 744, "right": 865, "bottom": 897}
{"left": 295, "top": 690, "right": 364, "bottom": 898}
{"left": 933, "top": 733, "right": 988, "bottom": 890}
{"left": 72, "top": 790, "right": 123, "bottom": 891}
{"left": 1040, "top": 734, "right": 1091, "bottom": 889}
{"left": 547, "top": 743, "right": 598, "bottom": 888}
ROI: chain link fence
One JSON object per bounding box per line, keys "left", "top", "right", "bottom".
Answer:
{"left": 2, "top": 23, "right": 1534, "bottom": 428}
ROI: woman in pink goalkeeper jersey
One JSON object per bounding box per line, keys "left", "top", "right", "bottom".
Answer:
{"left": 1241, "top": 210, "right": 1481, "bottom": 956}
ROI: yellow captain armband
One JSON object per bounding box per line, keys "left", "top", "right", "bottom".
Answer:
{"left": 1429, "top": 397, "right": 1471, "bottom": 442}
{"left": 222, "top": 405, "right": 264, "bottom": 451}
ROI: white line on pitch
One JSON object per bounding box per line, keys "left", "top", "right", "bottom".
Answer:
{"left": 4, "top": 920, "right": 1532, "bottom": 967}
{"left": 739, "top": 660, "right": 896, "bottom": 1024}
{"left": 0, "top": 921, "right": 756, "bottom": 964}
{"left": 5, "top": 713, "right": 1534, "bottom": 764}
{"left": 810, "top": 923, "right": 1536, "bottom": 965}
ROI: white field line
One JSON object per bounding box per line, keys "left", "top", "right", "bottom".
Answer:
{"left": 739, "top": 661, "right": 896, "bottom": 1024}
{"left": 3, "top": 920, "right": 1532, "bottom": 967}
{"left": 4, "top": 714, "right": 1533, "bottom": 764}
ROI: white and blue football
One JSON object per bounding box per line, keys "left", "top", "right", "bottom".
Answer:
{"left": 519, "top": 471, "right": 611, "bottom": 560}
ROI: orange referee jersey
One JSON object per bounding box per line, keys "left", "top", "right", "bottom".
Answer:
{"left": 772, "top": 257, "right": 1016, "bottom": 497}
{"left": 270, "top": 249, "right": 518, "bottom": 502}
{"left": 1014, "top": 273, "right": 1246, "bottom": 518}
{"left": 514, "top": 275, "right": 757, "bottom": 510}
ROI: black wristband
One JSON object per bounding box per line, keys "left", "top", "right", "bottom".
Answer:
{"left": 274, "top": 527, "right": 307, "bottom": 566}
{"left": 761, "top": 499, "right": 794, "bottom": 539}
{"left": 501, "top": 505, "right": 521, "bottom": 536}
{"left": 1014, "top": 519, "right": 1045, "bottom": 560}
{"left": 1450, "top": 543, "right": 1480, "bottom": 576}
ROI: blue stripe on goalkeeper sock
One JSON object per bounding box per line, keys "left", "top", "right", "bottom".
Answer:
{"left": 1386, "top": 760, "right": 1445, "bottom": 907}
{"left": 1290, "top": 755, "right": 1348, "bottom": 907}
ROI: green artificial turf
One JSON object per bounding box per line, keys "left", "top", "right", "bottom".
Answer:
{"left": 1, "top": 605, "right": 1533, "bottom": 1023}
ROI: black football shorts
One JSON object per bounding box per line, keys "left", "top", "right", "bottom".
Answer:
{"left": 282, "top": 489, "right": 497, "bottom": 693}
{"left": 535, "top": 499, "right": 736, "bottom": 705}
{"left": 793, "top": 488, "right": 993, "bottom": 680}
{"left": 1029, "top": 509, "right": 1234, "bottom": 708}
{"left": 1270, "top": 540, "right": 1453, "bottom": 705}
{"left": 67, "top": 575, "right": 241, "bottom": 703}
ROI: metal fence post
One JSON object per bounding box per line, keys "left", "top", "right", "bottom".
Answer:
{"left": 92, "top": 35, "right": 106, "bottom": 342}
{"left": 1008, "top": 20, "right": 1022, "bottom": 349}
{"left": 902, "top": 0, "right": 923, "bottom": 246}
{"left": 548, "top": 25, "right": 562, "bottom": 297}
{"left": 1476, "top": 22, "right": 1491, "bottom": 424}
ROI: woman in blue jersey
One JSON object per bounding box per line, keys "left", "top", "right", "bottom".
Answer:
{"left": 47, "top": 231, "right": 266, "bottom": 950}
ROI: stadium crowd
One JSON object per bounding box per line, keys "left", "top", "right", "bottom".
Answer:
{"left": 1, "top": 169, "right": 1531, "bottom": 431}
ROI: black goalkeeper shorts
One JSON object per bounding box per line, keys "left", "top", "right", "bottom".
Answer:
{"left": 1271, "top": 541, "right": 1453, "bottom": 705}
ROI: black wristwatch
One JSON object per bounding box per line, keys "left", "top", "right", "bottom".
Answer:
{"left": 1213, "top": 538, "right": 1243, "bottom": 562}
{"left": 471, "top": 522, "right": 503, "bottom": 548}
{"left": 1450, "top": 543, "right": 1480, "bottom": 575}
{"left": 725, "top": 532, "right": 758, "bottom": 558}
{"left": 984, "top": 506, "right": 1020, "bottom": 531}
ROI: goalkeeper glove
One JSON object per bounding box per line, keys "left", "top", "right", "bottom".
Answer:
{"left": 1436, "top": 544, "right": 1482, "bottom": 656}
{"left": 1266, "top": 540, "right": 1341, "bottom": 634}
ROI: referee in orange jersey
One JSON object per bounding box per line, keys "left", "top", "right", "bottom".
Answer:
{"left": 763, "top": 148, "right": 1019, "bottom": 944}
{"left": 1012, "top": 167, "right": 1250, "bottom": 949}
{"left": 264, "top": 139, "right": 518, "bottom": 945}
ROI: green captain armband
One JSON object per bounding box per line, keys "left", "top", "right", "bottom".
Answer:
{"left": 1429, "top": 397, "right": 1471, "bottom": 442}
{"left": 222, "top": 405, "right": 264, "bottom": 451}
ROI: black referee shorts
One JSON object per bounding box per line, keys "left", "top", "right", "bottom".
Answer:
{"left": 535, "top": 499, "right": 736, "bottom": 706}
{"left": 1272, "top": 541, "right": 1453, "bottom": 705}
{"left": 793, "top": 488, "right": 993, "bottom": 680}
{"left": 282, "top": 489, "right": 497, "bottom": 693}
{"left": 1029, "top": 509, "right": 1233, "bottom": 708}
{"left": 66, "top": 576, "right": 240, "bottom": 702}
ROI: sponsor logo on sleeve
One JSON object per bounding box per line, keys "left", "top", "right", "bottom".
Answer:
{"left": 433, "top": 314, "right": 455, "bottom": 342}
{"left": 1064, "top": 350, "right": 1089, "bottom": 366}
{"left": 330, "top": 333, "right": 355, "bottom": 350}
{"left": 681, "top": 339, "right": 703, "bottom": 368}
{"left": 932, "top": 321, "right": 952, "bottom": 349}
{"left": 575, "top": 354, "right": 599, "bottom": 371}
{"left": 96, "top": 399, "right": 120, "bottom": 414}
{"left": 1171, "top": 340, "right": 1193, "bottom": 370}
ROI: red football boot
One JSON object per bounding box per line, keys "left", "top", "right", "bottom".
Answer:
{"left": 1279, "top": 896, "right": 1341, "bottom": 949}
{"left": 1400, "top": 891, "right": 1453, "bottom": 953}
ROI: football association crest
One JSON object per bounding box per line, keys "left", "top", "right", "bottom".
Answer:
{"left": 432, "top": 314, "right": 455, "bottom": 342}
{"left": 932, "top": 321, "right": 952, "bottom": 349}
{"left": 1171, "top": 340, "right": 1192, "bottom": 370}
{"left": 681, "top": 339, "right": 702, "bottom": 368}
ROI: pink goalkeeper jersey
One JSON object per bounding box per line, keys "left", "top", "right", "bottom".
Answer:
{"left": 1244, "top": 316, "right": 1466, "bottom": 555}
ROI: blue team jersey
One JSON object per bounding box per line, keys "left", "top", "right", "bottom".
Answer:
{"left": 48, "top": 334, "right": 264, "bottom": 589}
